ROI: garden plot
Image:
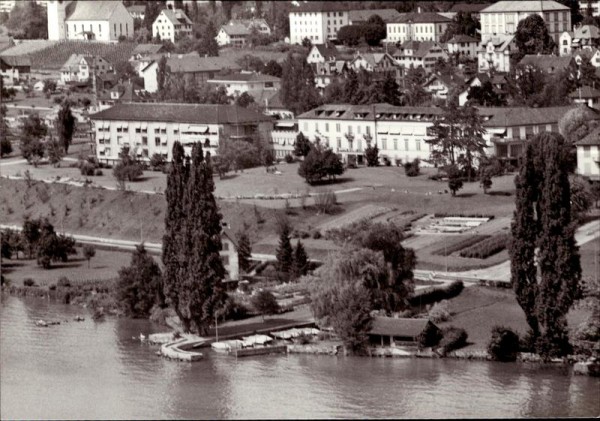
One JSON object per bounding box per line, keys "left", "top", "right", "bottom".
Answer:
{"left": 419, "top": 216, "right": 492, "bottom": 234}
{"left": 318, "top": 204, "right": 394, "bottom": 232}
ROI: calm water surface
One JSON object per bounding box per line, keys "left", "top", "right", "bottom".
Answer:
{"left": 1, "top": 295, "right": 599, "bottom": 419}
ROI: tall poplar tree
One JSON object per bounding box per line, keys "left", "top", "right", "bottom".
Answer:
{"left": 56, "top": 102, "right": 75, "bottom": 154}
{"left": 510, "top": 132, "right": 582, "bottom": 358}
{"left": 163, "top": 142, "right": 227, "bottom": 334}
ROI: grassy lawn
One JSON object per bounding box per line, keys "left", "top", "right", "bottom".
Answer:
{"left": 437, "top": 286, "right": 591, "bottom": 351}
{"left": 580, "top": 238, "right": 599, "bottom": 281}
{"left": 1, "top": 248, "right": 140, "bottom": 287}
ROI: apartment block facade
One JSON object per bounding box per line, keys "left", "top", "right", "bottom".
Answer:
{"left": 289, "top": 3, "right": 349, "bottom": 45}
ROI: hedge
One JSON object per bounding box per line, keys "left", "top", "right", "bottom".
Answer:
{"left": 409, "top": 280, "right": 464, "bottom": 307}
{"left": 437, "top": 327, "right": 468, "bottom": 356}
{"left": 432, "top": 235, "right": 490, "bottom": 257}
{"left": 488, "top": 326, "right": 520, "bottom": 362}
{"left": 459, "top": 234, "right": 509, "bottom": 259}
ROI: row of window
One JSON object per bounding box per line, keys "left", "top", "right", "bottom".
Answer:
{"left": 291, "top": 11, "right": 345, "bottom": 18}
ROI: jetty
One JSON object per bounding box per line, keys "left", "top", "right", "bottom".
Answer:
{"left": 158, "top": 335, "right": 207, "bottom": 362}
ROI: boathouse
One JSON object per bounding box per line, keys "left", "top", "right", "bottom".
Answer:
{"left": 368, "top": 317, "right": 440, "bottom": 347}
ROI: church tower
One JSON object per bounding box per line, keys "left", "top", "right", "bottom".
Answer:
{"left": 47, "top": 0, "right": 71, "bottom": 41}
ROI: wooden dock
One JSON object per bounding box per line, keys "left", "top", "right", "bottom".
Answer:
{"left": 233, "top": 345, "right": 288, "bottom": 358}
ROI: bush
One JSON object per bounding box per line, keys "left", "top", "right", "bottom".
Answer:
{"left": 488, "top": 326, "right": 520, "bottom": 362}
{"left": 79, "top": 161, "right": 96, "bottom": 176}
{"left": 404, "top": 159, "right": 420, "bottom": 177}
{"left": 428, "top": 300, "right": 451, "bottom": 323}
{"left": 94, "top": 169, "right": 103, "bottom": 176}
{"left": 437, "top": 327, "right": 468, "bottom": 356}
{"left": 23, "top": 278, "right": 36, "bottom": 287}
{"left": 284, "top": 154, "right": 295, "bottom": 164}
{"left": 417, "top": 321, "right": 443, "bottom": 348}
{"left": 432, "top": 235, "right": 490, "bottom": 257}
{"left": 314, "top": 190, "right": 337, "bottom": 214}
{"left": 57, "top": 276, "right": 71, "bottom": 288}
{"left": 459, "top": 234, "right": 509, "bottom": 259}
{"left": 409, "top": 280, "right": 464, "bottom": 307}
{"left": 220, "top": 297, "right": 250, "bottom": 321}
{"left": 312, "top": 230, "right": 322, "bottom": 239}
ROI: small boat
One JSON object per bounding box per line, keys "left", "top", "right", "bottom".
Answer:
{"left": 211, "top": 340, "right": 244, "bottom": 353}
{"left": 35, "top": 320, "right": 48, "bottom": 327}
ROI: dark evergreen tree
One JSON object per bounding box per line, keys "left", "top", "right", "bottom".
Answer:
{"left": 117, "top": 244, "right": 162, "bottom": 317}
{"left": 294, "top": 132, "right": 311, "bottom": 157}
{"left": 157, "top": 56, "right": 168, "bottom": 95}
{"left": 143, "top": 1, "right": 163, "bottom": 32}
{"left": 275, "top": 221, "right": 294, "bottom": 274}
{"left": 57, "top": 102, "right": 75, "bottom": 154}
{"left": 292, "top": 240, "right": 309, "bottom": 278}
{"left": 236, "top": 228, "right": 252, "bottom": 273}
{"left": 364, "top": 142, "right": 379, "bottom": 167}
{"left": 281, "top": 52, "right": 322, "bottom": 115}
{"left": 510, "top": 132, "right": 582, "bottom": 358}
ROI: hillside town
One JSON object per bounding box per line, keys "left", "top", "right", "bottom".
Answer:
{"left": 0, "top": 1, "right": 599, "bottom": 419}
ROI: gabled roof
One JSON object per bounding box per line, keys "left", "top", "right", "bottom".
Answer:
{"left": 576, "top": 125, "right": 600, "bottom": 146}
{"left": 90, "top": 103, "right": 274, "bottom": 124}
{"left": 348, "top": 9, "right": 402, "bottom": 23}
{"left": 447, "top": 35, "right": 479, "bottom": 44}
{"left": 395, "top": 41, "right": 445, "bottom": 59}
{"left": 480, "top": 1, "right": 569, "bottom": 13}
{"left": 389, "top": 12, "right": 452, "bottom": 24}
{"left": 353, "top": 52, "right": 395, "bottom": 67}
{"left": 369, "top": 317, "right": 435, "bottom": 338}
{"left": 519, "top": 55, "right": 575, "bottom": 73}
{"left": 292, "top": 2, "right": 348, "bottom": 13}
{"left": 159, "top": 9, "right": 193, "bottom": 26}
{"left": 574, "top": 25, "right": 600, "bottom": 40}
{"left": 131, "top": 44, "right": 164, "bottom": 57}
{"left": 208, "top": 72, "right": 280, "bottom": 83}
{"left": 477, "top": 105, "right": 577, "bottom": 127}
{"left": 423, "top": 72, "right": 464, "bottom": 89}
{"left": 0, "top": 55, "right": 31, "bottom": 67}
{"left": 165, "top": 54, "right": 241, "bottom": 74}
{"left": 221, "top": 23, "right": 251, "bottom": 36}
{"left": 67, "top": 0, "right": 124, "bottom": 21}
{"left": 313, "top": 44, "right": 342, "bottom": 60}
{"left": 230, "top": 19, "right": 270, "bottom": 30}
{"left": 569, "top": 85, "right": 600, "bottom": 99}
{"left": 479, "top": 34, "right": 515, "bottom": 52}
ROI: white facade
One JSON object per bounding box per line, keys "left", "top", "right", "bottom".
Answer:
{"left": 289, "top": 8, "right": 349, "bottom": 45}
{"left": 446, "top": 38, "right": 478, "bottom": 57}
{"left": 386, "top": 21, "right": 450, "bottom": 44}
{"left": 580, "top": 1, "right": 600, "bottom": 17}
{"left": 60, "top": 55, "right": 112, "bottom": 83}
{"left": 560, "top": 31, "right": 573, "bottom": 56}
{"left": 206, "top": 76, "right": 280, "bottom": 97}
{"left": 477, "top": 36, "right": 515, "bottom": 73}
{"left": 479, "top": 1, "right": 571, "bottom": 44}
{"left": 152, "top": 9, "right": 193, "bottom": 43}
{"left": 140, "top": 61, "right": 159, "bottom": 93}
{"left": 577, "top": 142, "right": 600, "bottom": 180}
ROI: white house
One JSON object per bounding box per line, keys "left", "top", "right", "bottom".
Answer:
{"left": 207, "top": 72, "right": 280, "bottom": 97}
{"left": 477, "top": 34, "right": 515, "bottom": 73}
{"left": 479, "top": 0, "right": 571, "bottom": 45}
{"left": 47, "top": 0, "right": 134, "bottom": 43}
{"left": 350, "top": 52, "right": 399, "bottom": 73}
{"left": 560, "top": 31, "right": 574, "bottom": 55}
{"left": 446, "top": 34, "right": 479, "bottom": 57}
{"left": 60, "top": 54, "right": 112, "bottom": 84}
{"left": 152, "top": 9, "right": 193, "bottom": 43}
{"left": 576, "top": 125, "right": 600, "bottom": 180}
{"left": 215, "top": 23, "right": 251, "bottom": 47}
{"left": 288, "top": 2, "right": 349, "bottom": 45}
{"left": 385, "top": 12, "right": 452, "bottom": 44}
{"left": 392, "top": 41, "right": 449, "bottom": 73}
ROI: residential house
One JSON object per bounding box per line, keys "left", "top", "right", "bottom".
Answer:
{"left": 348, "top": 9, "right": 402, "bottom": 25}
{"left": 313, "top": 60, "right": 349, "bottom": 93}
{"left": 0, "top": 55, "right": 31, "bottom": 85}
{"left": 229, "top": 19, "right": 271, "bottom": 36}
{"left": 89, "top": 103, "right": 273, "bottom": 165}
{"left": 385, "top": 12, "right": 452, "bottom": 44}
{"left": 126, "top": 5, "right": 145, "bottom": 21}
{"left": 481, "top": 105, "right": 577, "bottom": 164}
{"left": 448, "top": 3, "right": 490, "bottom": 20}
{"left": 458, "top": 73, "right": 508, "bottom": 106}
{"left": 350, "top": 52, "right": 399, "bottom": 74}
{"left": 518, "top": 55, "right": 576, "bottom": 75}
{"left": 446, "top": 34, "right": 479, "bottom": 57}
{"left": 479, "top": 1, "right": 571, "bottom": 44}
{"left": 422, "top": 73, "right": 464, "bottom": 100}
{"left": 96, "top": 81, "right": 150, "bottom": 111}
{"left": 368, "top": 317, "right": 441, "bottom": 347}
{"left": 560, "top": 31, "right": 574, "bottom": 55}
{"left": 477, "top": 34, "right": 515, "bottom": 73}
{"left": 130, "top": 44, "right": 166, "bottom": 61}
{"left": 215, "top": 23, "right": 251, "bottom": 47}
{"left": 572, "top": 25, "right": 600, "bottom": 50}
{"left": 153, "top": 9, "right": 193, "bottom": 43}
{"left": 60, "top": 54, "right": 112, "bottom": 84}
{"left": 570, "top": 85, "right": 600, "bottom": 107}
{"left": 206, "top": 72, "right": 281, "bottom": 98}
{"left": 96, "top": 72, "right": 119, "bottom": 90}
{"left": 393, "top": 41, "right": 449, "bottom": 73}
{"left": 579, "top": 0, "right": 600, "bottom": 17}
{"left": 288, "top": 2, "right": 349, "bottom": 45}
{"left": 576, "top": 125, "right": 600, "bottom": 181}
{"left": 306, "top": 43, "right": 343, "bottom": 65}
{"left": 47, "top": 0, "right": 134, "bottom": 42}
{"left": 140, "top": 54, "right": 241, "bottom": 93}
{"left": 574, "top": 48, "right": 600, "bottom": 68}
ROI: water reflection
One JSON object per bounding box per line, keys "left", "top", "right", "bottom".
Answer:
{"left": 1, "top": 296, "right": 599, "bottom": 420}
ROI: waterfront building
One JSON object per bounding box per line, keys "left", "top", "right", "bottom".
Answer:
{"left": 368, "top": 317, "right": 441, "bottom": 347}
{"left": 152, "top": 9, "right": 193, "bottom": 43}
{"left": 479, "top": 1, "right": 571, "bottom": 44}
{"left": 47, "top": 0, "right": 133, "bottom": 42}
{"left": 385, "top": 12, "right": 452, "bottom": 44}
{"left": 89, "top": 103, "right": 273, "bottom": 165}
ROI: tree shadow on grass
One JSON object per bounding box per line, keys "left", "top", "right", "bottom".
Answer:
{"left": 487, "top": 191, "right": 512, "bottom": 197}
{"left": 216, "top": 174, "right": 239, "bottom": 181}
{"left": 309, "top": 177, "right": 355, "bottom": 187}
{"left": 455, "top": 192, "right": 477, "bottom": 198}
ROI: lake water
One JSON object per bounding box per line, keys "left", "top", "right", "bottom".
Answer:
{"left": 1, "top": 295, "right": 599, "bottom": 419}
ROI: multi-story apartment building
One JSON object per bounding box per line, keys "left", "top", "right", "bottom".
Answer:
{"left": 90, "top": 103, "right": 273, "bottom": 165}
{"left": 479, "top": 0, "right": 571, "bottom": 44}
{"left": 296, "top": 103, "right": 575, "bottom": 166}
{"left": 47, "top": 0, "right": 133, "bottom": 43}
{"left": 446, "top": 35, "right": 479, "bottom": 57}
{"left": 152, "top": 9, "right": 193, "bottom": 43}
{"left": 289, "top": 2, "right": 349, "bottom": 45}
{"left": 385, "top": 12, "right": 452, "bottom": 44}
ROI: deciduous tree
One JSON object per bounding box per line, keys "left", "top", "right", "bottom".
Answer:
{"left": 117, "top": 244, "right": 162, "bottom": 317}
